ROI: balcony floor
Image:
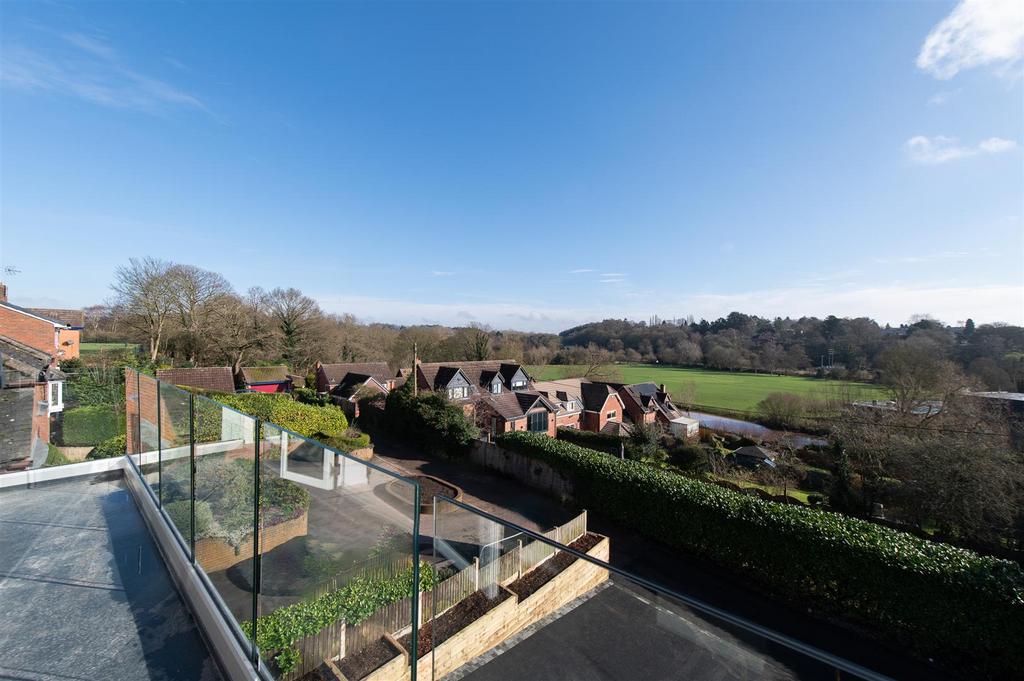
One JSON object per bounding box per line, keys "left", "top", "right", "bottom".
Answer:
{"left": 454, "top": 580, "right": 840, "bottom": 681}
{"left": 0, "top": 473, "right": 223, "bottom": 681}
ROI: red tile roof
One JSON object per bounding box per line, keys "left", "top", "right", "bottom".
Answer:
{"left": 156, "top": 367, "right": 236, "bottom": 393}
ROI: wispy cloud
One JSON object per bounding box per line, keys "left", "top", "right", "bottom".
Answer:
{"left": 927, "top": 89, "right": 959, "bottom": 106}
{"left": 873, "top": 251, "right": 971, "bottom": 265}
{"left": 601, "top": 272, "right": 625, "bottom": 277}
{"left": 430, "top": 270, "right": 455, "bottom": 277}
{"left": 917, "top": 0, "right": 1024, "bottom": 79}
{"left": 568, "top": 268, "right": 595, "bottom": 274}
{"left": 1, "top": 31, "right": 208, "bottom": 116}
{"left": 905, "top": 135, "right": 1017, "bottom": 164}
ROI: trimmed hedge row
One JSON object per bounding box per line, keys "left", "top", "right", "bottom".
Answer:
{"left": 241, "top": 564, "right": 437, "bottom": 672}
{"left": 212, "top": 392, "right": 348, "bottom": 439}
{"left": 556, "top": 427, "right": 623, "bottom": 454}
{"left": 496, "top": 431, "right": 1024, "bottom": 678}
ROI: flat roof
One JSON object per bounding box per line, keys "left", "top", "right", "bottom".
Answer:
{"left": 457, "top": 580, "right": 829, "bottom": 680}
{"left": 0, "top": 473, "right": 223, "bottom": 680}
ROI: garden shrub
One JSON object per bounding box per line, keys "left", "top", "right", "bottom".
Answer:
{"left": 62, "top": 405, "right": 125, "bottom": 445}
{"left": 212, "top": 392, "right": 348, "bottom": 439}
{"left": 87, "top": 433, "right": 127, "bottom": 459}
{"left": 165, "top": 499, "right": 213, "bottom": 538}
{"left": 241, "top": 564, "right": 438, "bottom": 673}
{"left": 383, "top": 384, "right": 478, "bottom": 457}
{"left": 495, "top": 431, "right": 1024, "bottom": 678}
{"left": 44, "top": 444, "right": 71, "bottom": 467}
{"left": 556, "top": 427, "right": 622, "bottom": 454}
{"left": 323, "top": 430, "right": 371, "bottom": 452}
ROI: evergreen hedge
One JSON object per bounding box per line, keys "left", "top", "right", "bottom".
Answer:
{"left": 212, "top": 392, "right": 348, "bottom": 439}
{"left": 496, "top": 431, "right": 1024, "bottom": 678}
{"left": 241, "top": 564, "right": 437, "bottom": 672}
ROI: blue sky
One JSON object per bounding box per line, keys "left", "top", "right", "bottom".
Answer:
{"left": 1, "top": 0, "right": 1021, "bottom": 331}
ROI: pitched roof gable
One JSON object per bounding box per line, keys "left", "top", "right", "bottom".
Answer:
{"left": 319, "top": 362, "right": 393, "bottom": 385}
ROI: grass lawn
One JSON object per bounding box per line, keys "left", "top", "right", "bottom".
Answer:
{"left": 707, "top": 473, "right": 813, "bottom": 504}
{"left": 80, "top": 342, "right": 140, "bottom": 355}
{"left": 62, "top": 405, "right": 126, "bottom": 446}
{"left": 528, "top": 363, "right": 886, "bottom": 414}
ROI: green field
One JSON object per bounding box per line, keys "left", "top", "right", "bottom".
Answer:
{"left": 528, "top": 363, "right": 886, "bottom": 414}
{"left": 80, "top": 342, "right": 140, "bottom": 355}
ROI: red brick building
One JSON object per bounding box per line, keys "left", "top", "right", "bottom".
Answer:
{"left": 0, "top": 285, "right": 81, "bottom": 361}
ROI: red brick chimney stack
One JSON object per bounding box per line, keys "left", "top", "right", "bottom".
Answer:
{"left": 0, "top": 282, "right": 7, "bottom": 302}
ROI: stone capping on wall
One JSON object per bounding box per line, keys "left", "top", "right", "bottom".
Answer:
{"left": 355, "top": 533, "right": 611, "bottom": 681}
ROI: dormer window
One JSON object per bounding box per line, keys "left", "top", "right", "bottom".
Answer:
{"left": 447, "top": 386, "right": 468, "bottom": 400}
{"left": 511, "top": 380, "right": 527, "bottom": 390}
{"left": 491, "top": 382, "right": 502, "bottom": 394}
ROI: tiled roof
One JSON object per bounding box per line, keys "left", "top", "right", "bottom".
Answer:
{"left": 240, "top": 365, "right": 290, "bottom": 384}
{"left": 580, "top": 382, "right": 620, "bottom": 412}
{"left": 0, "top": 388, "right": 35, "bottom": 466}
{"left": 25, "top": 307, "right": 85, "bottom": 329}
{"left": 0, "top": 335, "right": 60, "bottom": 384}
{"left": 0, "top": 300, "right": 70, "bottom": 327}
{"left": 416, "top": 360, "right": 527, "bottom": 392}
{"left": 319, "top": 362, "right": 393, "bottom": 385}
{"left": 156, "top": 367, "right": 236, "bottom": 393}
{"left": 481, "top": 390, "right": 554, "bottom": 420}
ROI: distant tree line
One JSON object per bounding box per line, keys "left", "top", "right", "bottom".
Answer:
{"left": 83, "top": 258, "right": 1023, "bottom": 391}
{"left": 557, "top": 313, "right": 1024, "bottom": 390}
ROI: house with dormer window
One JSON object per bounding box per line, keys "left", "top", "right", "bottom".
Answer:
{"left": 414, "top": 360, "right": 533, "bottom": 401}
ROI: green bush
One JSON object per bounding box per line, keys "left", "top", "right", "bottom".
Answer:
{"left": 62, "top": 405, "right": 125, "bottom": 446}
{"left": 212, "top": 392, "right": 348, "bottom": 439}
{"left": 294, "top": 387, "right": 331, "bottom": 407}
{"left": 44, "top": 444, "right": 71, "bottom": 467}
{"left": 240, "top": 564, "right": 438, "bottom": 672}
{"left": 383, "top": 384, "right": 478, "bottom": 457}
{"left": 324, "top": 431, "right": 371, "bottom": 452}
{"left": 87, "top": 433, "right": 127, "bottom": 459}
{"left": 495, "top": 431, "right": 1024, "bottom": 678}
{"left": 556, "top": 427, "right": 622, "bottom": 454}
{"left": 164, "top": 499, "right": 213, "bottom": 538}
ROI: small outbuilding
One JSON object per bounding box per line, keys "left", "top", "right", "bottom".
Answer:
{"left": 732, "top": 445, "right": 777, "bottom": 470}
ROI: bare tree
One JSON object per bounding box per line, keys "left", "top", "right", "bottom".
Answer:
{"left": 878, "top": 341, "right": 974, "bottom": 416}
{"left": 264, "top": 287, "right": 324, "bottom": 368}
{"left": 167, "top": 264, "right": 233, "bottom": 364}
{"left": 569, "top": 343, "right": 621, "bottom": 381}
{"left": 111, "top": 257, "right": 175, "bottom": 361}
{"left": 207, "top": 288, "right": 269, "bottom": 373}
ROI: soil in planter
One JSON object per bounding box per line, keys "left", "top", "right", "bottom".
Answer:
{"left": 399, "top": 588, "right": 512, "bottom": 658}
{"left": 337, "top": 636, "right": 401, "bottom": 681}
{"left": 507, "top": 533, "right": 602, "bottom": 601}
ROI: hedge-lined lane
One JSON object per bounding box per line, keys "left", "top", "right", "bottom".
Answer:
{"left": 496, "top": 431, "right": 1024, "bottom": 679}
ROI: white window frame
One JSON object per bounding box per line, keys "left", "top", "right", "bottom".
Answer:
{"left": 47, "top": 381, "right": 64, "bottom": 414}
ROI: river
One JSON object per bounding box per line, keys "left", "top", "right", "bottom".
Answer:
{"left": 680, "top": 410, "right": 827, "bottom": 448}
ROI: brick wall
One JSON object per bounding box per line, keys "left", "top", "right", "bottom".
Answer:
{"left": 0, "top": 305, "right": 57, "bottom": 358}
{"left": 32, "top": 384, "right": 50, "bottom": 445}
{"left": 195, "top": 511, "right": 309, "bottom": 573}
{"left": 57, "top": 328, "right": 80, "bottom": 360}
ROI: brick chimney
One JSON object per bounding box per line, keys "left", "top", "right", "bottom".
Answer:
{"left": 0, "top": 282, "right": 6, "bottom": 302}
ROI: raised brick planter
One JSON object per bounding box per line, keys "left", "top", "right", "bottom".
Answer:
{"left": 195, "top": 510, "right": 309, "bottom": 573}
